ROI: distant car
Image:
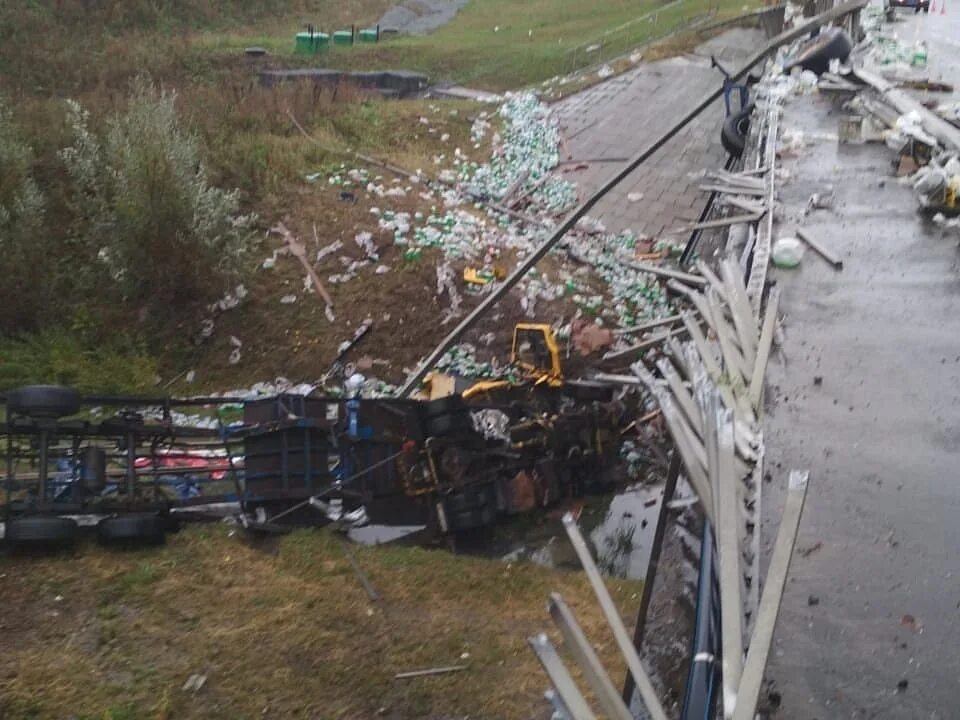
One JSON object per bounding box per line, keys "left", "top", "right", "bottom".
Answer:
{"left": 887, "top": 0, "right": 929, "bottom": 12}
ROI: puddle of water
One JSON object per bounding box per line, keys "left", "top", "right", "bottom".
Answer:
{"left": 589, "top": 484, "right": 664, "bottom": 579}
{"left": 489, "top": 481, "right": 665, "bottom": 580}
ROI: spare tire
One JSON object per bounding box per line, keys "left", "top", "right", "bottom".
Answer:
{"left": 6, "top": 385, "right": 81, "bottom": 419}
{"left": 784, "top": 27, "right": 853, "bottom": 76}
{"left": 5, "top": 516, "right": 79, "bottom": 547}
{"left": 563, "top": 380, "right": 615, "bottom": 403}
{"left": 97, "top": 513, "right": 166, "bottom": 546}
{"left": 721, "top": 102, "right": 755, "bottom": 157}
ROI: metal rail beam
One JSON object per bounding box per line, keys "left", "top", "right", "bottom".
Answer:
{"left": 732, "top": 471, "right": 810, "bottom": 720}
{"left": 529, "top": 633, "right": 596, "bottom": 720}
{"left": 562, "top": 513, "right": 670, "bottom": 720}
{"left": 549, "top": 594, "right": 635, "bottom": 720}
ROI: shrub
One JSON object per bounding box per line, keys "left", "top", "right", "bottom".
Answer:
{"left": 0, "top": 98, "right": 47, "bottom": 333}
{"left": 0, "top": 328, "right": 157, "bottom": 393}
{"left": 60, "top": 78, "right": 256, "bottom": 324}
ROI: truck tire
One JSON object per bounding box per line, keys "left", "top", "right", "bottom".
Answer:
{"left": 721, "top": 103, "right": 754, "bottom": 157}
{"left": 5, "top": 516, "right": 79, "bottom": 547}
{"left": 97, "top": 514, "right": 166, "bottom": 546}
{"left": 6, "top": 385, "right": 81, "bottom": 419}
{"left": 784, "top": 27, "right": 853, "bottom": 75}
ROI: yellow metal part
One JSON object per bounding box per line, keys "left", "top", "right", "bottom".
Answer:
{"left": 426, "top": 323, "right": 565, "bottom": 401}
{"left": 463, "top": 267, "right": 495, "bottom": 285}
{"left": 462, "top": 379, "right": 512, "bottom": 400}
{"left": 946, "top": 177, "right": 958, "bottom": 209}
{"left": 421, "top": 371, "right": 457, "bottom": 400}
{"left": 512, "top": 323, "right": 564, "bottom": 386}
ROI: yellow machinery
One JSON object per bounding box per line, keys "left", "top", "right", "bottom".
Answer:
{"left": 424, "top": 323, "right": 563, "bottom": 400}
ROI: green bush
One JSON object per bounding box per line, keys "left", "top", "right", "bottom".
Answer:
{"left": 0, "top": 99, "right": 47, "bottom": 333}
{"left": 61, "top": 78, "right": 256, "bottom": 324}
{"left": 0, "top": 329, "right": 157, "bottom": 393}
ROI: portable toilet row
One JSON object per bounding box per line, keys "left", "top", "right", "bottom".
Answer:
{"left": 295, "top": 25, "right": 380, "bottom": 54}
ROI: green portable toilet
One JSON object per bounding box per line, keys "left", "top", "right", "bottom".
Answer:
{"left": 294, "top": 31, "right": 329, "bottom": 54}
{"left": 333, "top": 30, "right": 353, "bottom": 45}
{"left": 358, "top": 28, "right": 378, "bottom": 43}
{"left": 295, "top": 32, "right": 311, "bottom": 53}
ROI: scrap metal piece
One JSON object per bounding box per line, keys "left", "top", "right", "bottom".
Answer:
{"left": 394, "top": 665, "right": 467, "bottom": 679}
{"left": 746, "top": 97, "right": 781, "bottom": 317}
{"left": 667, "top": 213, "right": 764, "bottom": 235}
{"left": 562, "top": 514, "right": 670, "bottom": 720}
{"left": 720, "top": 258, "right": 759, "bottom": 366}
{"left": 657, "top": 357, "right": 704, "bottom": 439}
{"left": 528, "top": 633, "right": 596, "bottom": 720}
{"left": 612, "top": 314, "right": 683, "bottom": 336}
{"left": 732, "top": 471, "right": 810, "bottom": 720}
{"left": 853, "top": 67, "right": 960, "bottom": 154}
{"left": 749, "top": 288, "right": 780, "bottom": 410}
{"left": 795, "top": 227, "right": 843, "bottom": 270}
{"left": 626, "top": 261, "right": 708, "bottom": 287}
{"left": 548, "top": 594, "right": 634, "bottom": 720}
{"left": 699, "top": 184, "right": 767, "bottom": 197}
{"left": 707, "top": 290, "right": 750, "bottom": 387}
{"left": 716, "top": 406, "right": 744, "bottom": 719}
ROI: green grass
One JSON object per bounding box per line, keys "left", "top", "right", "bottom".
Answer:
{"left": 0, "top": 329, "right": 158, "bottom": 394}
{"left": 0, "top": 525, "right": 643, "bottom": 719}
{"left": 201, "top": 0, "right": 748, "bottom": 91}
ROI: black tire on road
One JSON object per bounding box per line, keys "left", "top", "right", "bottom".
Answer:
{"left": 97, "top": 514, "right": 166, "bottom": 546}
{"left": 721, "top": 103, "right": 755, "bottom": 157}
{"left": 6, "top": 385, "right": 81, "bottom": 419}
{"left": 5, "top": 516, "right": 79, "bottom": 547}
{"left": 563, "top": 379, "right": 615, "bottom": 403}
{"left": 784, "top": 27, "right": 853, "bottom": 75}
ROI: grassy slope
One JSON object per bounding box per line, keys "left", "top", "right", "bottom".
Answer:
{"left": 0, "top": 525, "right": 642, "bottom": 719}
{"left": 0, "top": 0, "right": 758, "bottom": 393}
{"left": 195, "top": 0, "right": 737, "bottom": 91}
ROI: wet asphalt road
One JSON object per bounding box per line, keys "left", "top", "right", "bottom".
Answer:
{"left": 762, "top": 15, "right": 960, "bottom": 718}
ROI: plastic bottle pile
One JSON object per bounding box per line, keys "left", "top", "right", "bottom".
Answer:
{"left": 466, "top": 94, "right": 578, "bottom": 212}
{"left": 562, "top": 230, "right": 673, "bottom": 328}
{"left": 307, "top": 92, "right": 683, "bottom": 389}
{"left": 435, "top": 343, "right": 515, "bottom": 380}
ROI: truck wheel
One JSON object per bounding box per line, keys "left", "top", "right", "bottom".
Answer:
{"left": 5, "top": 516, "right": 79, "bottom": 547}
{"left": 721, "top": 103, "right": 755, "bottom": 157}
{"left": 6, "top": 385, "right": 81, "bottom": 419}
{"left": 97, "top": 514, "right": 166, "bottom": 546}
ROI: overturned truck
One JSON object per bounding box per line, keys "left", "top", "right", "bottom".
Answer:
{"left": 1, "top": 378, "right": 628, "bottom": 547}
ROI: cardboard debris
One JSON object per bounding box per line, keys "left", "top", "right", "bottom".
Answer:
{"left": 572, "top": 319, "right": 614, "bottom": 355}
